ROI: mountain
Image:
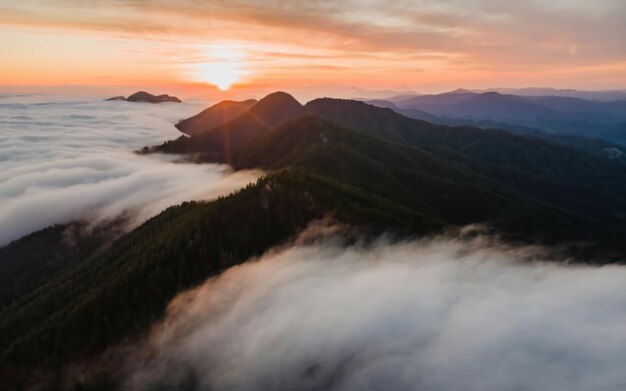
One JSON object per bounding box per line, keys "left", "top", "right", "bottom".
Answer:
{"left": 305, "top": 98, "right": 620, "bottom": 181}
{"left": 246, "top": 91, "right": 305, "bottom": 127}
{"left": 160, "top": 94, "right": 626, "bottom": 198}
{"left": 526, "top": 95, "right": 622, "bottom": 113}
{"left": 106, "top": 91, "right": 181, "bottom": 103}
{"left": 152, "top": 94, "right": 626, "bottom": 248}
{"left": 393, "top": 91, "right": 626, "bottom": 145}
{"left": 447, "top": 88, "right": 473, "bottom": 94}
{"left": 4, "top": 92, "right": 626, "bottom": 389}
{"left": 0, "top": 221, "right": 123, "bottom": 311}
{"left": 394, "top": 88, "right": 626, "bottom": 102}
{"left": 155, "top": 111, "right": 269, "bottom": 163}
{"left": 396, "top": 91, "right": 559, "bottom": 119}
{"left": 248, "top": 110, "right": 626, "bottom": 222}
{"left": 480, "top": 87, "right": 626, "bottom": 102}
{"left": 542, "top": 134, "right": 626, "bottom": 162}
{"left": 302, "top": 98, "right": 626, "bottom": 227}
{"left": 105, "top": 96, "right": 126, "bottom": 101}
{"left": 364, "top": 99, "right": 626, "bottom": 162}
{"left": 174, "top": 99, "right": 257, "bottom": 135}
{"left": 153, "top": 91, "right": 305, "bottom": 163}
{"left": 362, "top": 99, "right": 399, "bottom": 109}
{"left": 304, "top": 97, "right": 417, "bottom": 142}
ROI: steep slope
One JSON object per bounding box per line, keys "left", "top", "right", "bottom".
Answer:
{"left": 155, "top": 111, "right": 270, "bottom": 163}
{"left": 174, "top": 99, "right": 257, "bottom": 135}
{"left": 304, "top": 98, "right": 417, "bottom": 142}
{"left": 0, "top": 221, "right": 122, "bottom": 310}
{"left": 305, "top": 98, "right": 626, "bottom": 195}
{"left": 152, "top": 91, "right": 305, "bottom": 163}
{"left": 235, "top": 115, "right": 626, "bottom": 242}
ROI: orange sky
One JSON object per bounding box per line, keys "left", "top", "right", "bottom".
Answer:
{"left": 1, "top": 0, "right": 626, "bottom": 99}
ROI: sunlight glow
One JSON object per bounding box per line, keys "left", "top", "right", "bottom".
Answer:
{"left": 195, "top": 46, "right": 250, "bottom": 90}
{"left": 197, "top": 62, "right": 246, "bottom": 90}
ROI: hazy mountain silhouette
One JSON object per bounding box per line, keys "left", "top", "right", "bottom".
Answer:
{"left": 364, "top": 97, "right": 626, "bottom": 161}
{"left": 481, "top": 87, "right": 626, "bottom": 102}
{"left": 396, "top": 91, "right": 558, "bottom": 119}
{"left": 392, "top": 91, "right": 626, "bottom": 145}
{"left": 391, "top": 88, "right": 626, "bottom": 102}
{"left": 106, "top": 91, "right": 181, "bottom": 103}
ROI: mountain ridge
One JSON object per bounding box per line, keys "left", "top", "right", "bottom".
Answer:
{"left": 4, "top": 90, "right": 626, "bottom": 390}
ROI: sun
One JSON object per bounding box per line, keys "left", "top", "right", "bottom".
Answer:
{"left": 197, "top": 62, "right": 246, "bottom": 90}
{"left": 195, "top": 46, "right": 250, "bottom": 90}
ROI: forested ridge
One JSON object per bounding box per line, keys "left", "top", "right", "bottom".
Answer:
{"left": 2, "top": 92, "right": 626, "bottom": 389}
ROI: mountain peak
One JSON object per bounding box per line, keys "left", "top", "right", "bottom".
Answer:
{"left": 253, "top": 91, "right": 301, "bottom": 109}
{"left": 481, "top": 91, "right": 502, "bottom": 96}
{"left": 249, "top": 91, "right": 305, "bottom": 127}
{"left": 447, "top": 88, "right": 474, "bottom": 94}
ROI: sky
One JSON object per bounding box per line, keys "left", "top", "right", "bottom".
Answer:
{"left": 1, "top": 0, "right": 626, "bottom": 98}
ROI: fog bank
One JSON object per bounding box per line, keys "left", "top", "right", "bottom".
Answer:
{"left": 125, "top": 230, "right": 626, "bottom": 391}
{"left": 0, "top": 94, "right": 260, "bottom": 245}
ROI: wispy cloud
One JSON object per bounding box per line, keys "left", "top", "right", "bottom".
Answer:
{"left": 1, "top": 0, "right": 625, "bottom": 90}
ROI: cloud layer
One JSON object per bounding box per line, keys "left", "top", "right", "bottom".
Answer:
{"left": 125, "top": 229, "right": 626, "bottom": 390}
{"left": 0, "top": 94, "right": 260, "bottom": 246}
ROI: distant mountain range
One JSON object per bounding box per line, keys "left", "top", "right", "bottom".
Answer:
{"left": 468, "top": 87, "right": 626, "bottom": 102}
{"left": 3, "top": 90, "right": 626, "bottom": 390}
{"left": 368, "top": 90, "right": 626, "bottom": 147}
{"left": 386, "top": 87, "right": 626, "bottom": 102}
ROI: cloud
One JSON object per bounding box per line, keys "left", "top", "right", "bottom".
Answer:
{"left": 2, "top": 0, "right": 625, "bottom": 63}
{"left": 123, "top": 227, "right": 626, "bottom": 390}
{"left": 0, "top": 94, "right": 261, "bottom": 246}
{"left": 2, "top": 1, "right": 625, "bottom": 91}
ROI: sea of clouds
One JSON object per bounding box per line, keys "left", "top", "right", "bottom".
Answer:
{"left": 124, "top": 226, "right": 626, "bottom": 391}
{"left": 0, "top": 94, "right": 260, "bottom": 246}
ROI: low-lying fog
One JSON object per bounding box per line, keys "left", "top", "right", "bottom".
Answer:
{"left": 125, "top": 226, "right": 626, "bottom": 391}
{"left": 0, "top": 94, "right": 260, "bottom": 246}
